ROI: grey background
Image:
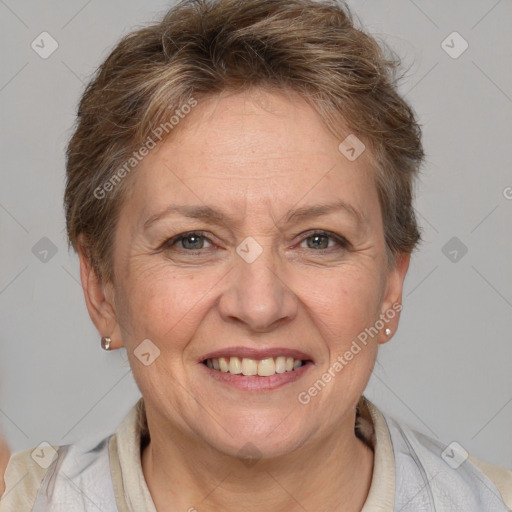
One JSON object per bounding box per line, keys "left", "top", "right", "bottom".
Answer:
{"left": 0, "top": 0, "right": 511, "bottom": 468}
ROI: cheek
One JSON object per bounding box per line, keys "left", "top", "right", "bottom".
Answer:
{"left": 297, "top": 263, "right": 385, "bottom": 341}
{"left": 115, "top": 261, "right": 215, "bottom": 349}
{"left": 116, "top": 267, "right": 201, "bottom": 404}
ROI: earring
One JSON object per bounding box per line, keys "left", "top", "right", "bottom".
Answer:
{"left": 384, "top": 328, "right": 391, "bottom": 336}
{"left": 101, "top": 337, "right": 112, "bottom": 351}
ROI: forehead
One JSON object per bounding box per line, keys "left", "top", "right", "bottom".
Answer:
{"left": 129, "top": 89, "right": 379, "bottom": 227}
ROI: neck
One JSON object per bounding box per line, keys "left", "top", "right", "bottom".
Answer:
{"left": 141, "top": 409, "right": 374, "bottom": 512}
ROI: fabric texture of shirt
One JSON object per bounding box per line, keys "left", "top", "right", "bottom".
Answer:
{"left": 1, "top": 396, "right": 511, "bottom": 511}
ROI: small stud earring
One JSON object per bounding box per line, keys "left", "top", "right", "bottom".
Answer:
{"left": 101, "top": 337, "right": 112, "bottom": 351}
{"left": 384, "top": 328, "right": 391, "bottom": 336}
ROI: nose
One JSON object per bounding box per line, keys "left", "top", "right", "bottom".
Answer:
{"left": 217, "top": 242, "right": 298, "bottom": 333}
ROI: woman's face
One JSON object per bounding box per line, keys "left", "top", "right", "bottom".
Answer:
{"left": 87, "top": 88, "right": 409, "bottom": 458}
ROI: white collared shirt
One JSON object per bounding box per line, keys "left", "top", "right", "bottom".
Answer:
{"left": 2, "top": 397, "right": 511, "bottom": 511}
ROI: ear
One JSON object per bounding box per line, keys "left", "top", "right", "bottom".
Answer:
{"left": 77, "top": 239, "right": 123, "bottom": 349}
{"left": 377, "top": 252, "right": 410, "bottom": 345}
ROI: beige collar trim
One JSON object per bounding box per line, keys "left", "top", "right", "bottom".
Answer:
{"left": 360, "top": 397, "right": 395, "bottom": 511}
{"left": 114, "top": 398, "right": 157, "bottom": 512}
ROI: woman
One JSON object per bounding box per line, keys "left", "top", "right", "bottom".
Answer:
{"left": 2, "top": 0, "right": 511, "bottom": 510}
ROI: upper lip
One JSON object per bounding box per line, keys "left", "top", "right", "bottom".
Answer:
{"left": 200, "top": 346, "right": 313, "bottom": 363}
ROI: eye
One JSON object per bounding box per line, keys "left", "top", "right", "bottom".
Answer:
{"left": 163, "top": 231, "right": 213, "bottom": 252}
{"left": 298, "top": 230, "right": 349, "bottom": 251}
{"left": 161, "top": 229, "right": 349, "bottom": 255}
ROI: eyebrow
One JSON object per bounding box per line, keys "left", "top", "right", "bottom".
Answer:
{"left": 143, "top": 199, "right": 365, "bottom": 230}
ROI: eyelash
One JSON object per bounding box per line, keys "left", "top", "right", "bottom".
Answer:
{"left": 162, "top": 230, "right": 350, "bottom": 254}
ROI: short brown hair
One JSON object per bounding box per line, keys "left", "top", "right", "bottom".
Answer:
{"left": 64, "top": 0, "right": 424, "bottom": 283}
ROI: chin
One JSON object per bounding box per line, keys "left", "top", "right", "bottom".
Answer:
{"left": 197, "top": 412, "right": 311, "bottom": 462}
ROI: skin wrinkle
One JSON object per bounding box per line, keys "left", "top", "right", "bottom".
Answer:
{"left": 81, "top": 88, "right": 410, "bottom": 512}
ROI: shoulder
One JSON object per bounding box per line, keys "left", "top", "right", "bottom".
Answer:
{"left": 1, "top": 445, "right": 51, "bottom": 511}
{"left": 1, "top": 435, "right": 116, "bottom": 512}
{"left": 380, "top": 410, "right": 512, "bottom": 511}
{"left": 469, "top": 454, "right": 512, "bottom": 509}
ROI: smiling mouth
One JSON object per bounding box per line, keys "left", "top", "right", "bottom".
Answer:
{"left": 202, "top": 356, "right": 309, "bottom": 377}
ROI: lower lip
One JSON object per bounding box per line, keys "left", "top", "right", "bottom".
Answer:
{"left": 200, "top": 361, "right": 313, "bottom": 391}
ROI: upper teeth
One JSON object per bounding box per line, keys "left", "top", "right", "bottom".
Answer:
{"left": 205, "top": 356, "right": 303, "bottom": 376}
